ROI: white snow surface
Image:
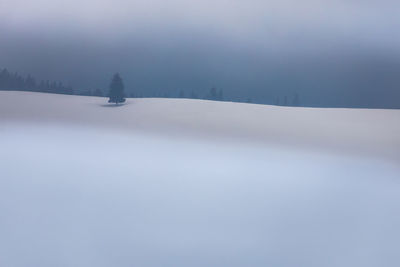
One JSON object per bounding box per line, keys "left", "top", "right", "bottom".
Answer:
{"left": 0, "top": 91, "right": 400, "bottom": 267}
{"left": 1, "top": 91, "right": 399, "bottom": 161}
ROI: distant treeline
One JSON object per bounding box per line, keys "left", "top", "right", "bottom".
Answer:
{"left": 130, "top": 87, "right": 224, "bottom": 102}
{"left": 129, "top": 88, "right": 300, "bottom": 106}
{"left": 0, "top": 68, "right": 301, "bottom": 106}
{"left": 0, "top": 68, "right": 74, "bottom": 95}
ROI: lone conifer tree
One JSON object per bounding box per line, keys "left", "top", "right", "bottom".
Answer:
{"left": 108, "top": 73, "right": 126, "bottom": 104}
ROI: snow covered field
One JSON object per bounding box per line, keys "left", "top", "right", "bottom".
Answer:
{"left": 1, "top": 92, "right": 400, "bottom": 267}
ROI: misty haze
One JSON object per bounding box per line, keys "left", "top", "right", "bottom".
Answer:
{"left": 1, "top": 1, "right": 400, "bottom": 267}
{"left": 1, "top": 0, "right": 400, "bottom": 107}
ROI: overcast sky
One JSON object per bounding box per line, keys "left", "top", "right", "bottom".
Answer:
{"left": 1, "top": 0, "right": 400, "bottom": 106}
{"left": 2, "top": 0, "right": 399, "bottom": 46}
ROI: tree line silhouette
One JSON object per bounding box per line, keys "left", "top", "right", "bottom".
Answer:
{"left": 0, "top": 68, "right": 301, "bottom": 106}
{"left": 0, "top": 68, "right": 73, "bottom": 95}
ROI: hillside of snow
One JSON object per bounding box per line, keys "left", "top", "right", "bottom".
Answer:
{"left": 1, "top": 91, "right": 399, "bottom": 161}
{"left": 1, "top": 91, "right": 400, "bottom": 267}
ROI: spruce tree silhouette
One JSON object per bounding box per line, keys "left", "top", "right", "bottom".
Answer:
{"left": 108, "top": 73, "right": 126, "bottom": 104}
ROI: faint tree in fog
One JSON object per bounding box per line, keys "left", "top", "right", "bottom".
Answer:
{"left": 179, "top": 90, "right": 185, "bottom": 98}
{"left": 292, "top": 93, "right": 300, "bottom": 106}
{"left": 283, "top": 96, "right": 288, "bottom": 106}
{"left": 190, "top": 90, "right": 198, "bottom": 99}
{"left": 209, "top": 87, "right": 217, "bottom": 100}
{"left": 217, "top": 89, "right": 224, "bottom": 101}
{"left": 25, "top": 75, "right": 36, "bottom": 89}
{"left": 108, "top": 73, "right": 126, "bottom": 104}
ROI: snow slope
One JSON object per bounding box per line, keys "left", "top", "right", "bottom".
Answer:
{"left": 0, "top": 91, "right": 399, "bottom": 161}
{"left": 0, "top": 91, "right": 400, "bottom": 267}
